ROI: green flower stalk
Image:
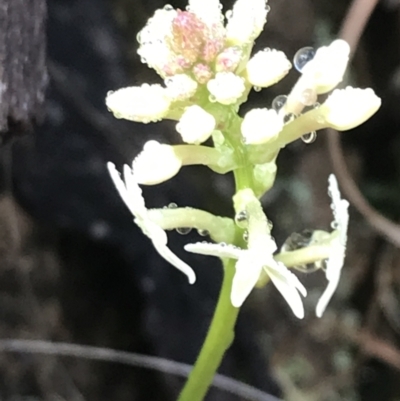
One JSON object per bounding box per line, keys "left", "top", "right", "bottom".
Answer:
{"left": 105, "top": 0, "right": 381, "bottom": 399}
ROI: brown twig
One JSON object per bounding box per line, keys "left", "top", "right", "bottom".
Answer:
{"left": 327, "top": 0, "right": 400, "bottom": 247}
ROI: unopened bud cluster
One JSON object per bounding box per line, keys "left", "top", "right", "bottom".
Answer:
{"left": 106, "top": 0, "right": 380, "bottom": 318}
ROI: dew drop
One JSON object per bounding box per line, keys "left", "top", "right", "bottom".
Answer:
{"left": 168, "top": 202, "right": 178, "bottom": 209}
{"left": 281, "top": 229, "right": 326, "bottom": 273}
{"left": 243, "top": 230, "right": 249, "bottom": 242}
{"left": 226, "top": 10, "right": 233, "bottom": 19}
{"left": 266, "top": 5, "right": 271, "bottom": 12}
{"left": 163, "top": 4, "right": 174, "bottom": 11}
{"left": 293, "top": 46, "right": 316, "bottom": 73}
{"left": 301, "top": 131, "right": 317, "bottom": 144}
{"left": 254, "top": 86, "right": 262, "bottom": 92}
{"left": 299, "top": 88, "right": 317, "bottom": 106}
{"left": 283, "top": 113, "right": 296, "bottom": 124}
{"left": 331, "top": 221, "right": 339, "bottom": 230}
{"left": 197, "top": 229, "right": 209, "bottom": 237}
{"left": 271, "top": 95, "right": 287, "bottom": 111}
{"left": 267, "top": 219, "right": 273, "bottom": 230}
{"left": 176, "top": 227, "right": 192, "bottom": 235}
{"left": 209, "top": 94, "right": 217, "bottom": 103}
{"left": 235, "top": 210, "right": 248, "bottom": 227}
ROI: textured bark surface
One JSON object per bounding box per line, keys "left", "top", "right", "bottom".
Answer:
{"left": 0, "top": 0, "right": 47, "bottom": 133}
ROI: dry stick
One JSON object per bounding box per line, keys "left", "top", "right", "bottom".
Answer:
{"left": 0, "top": 339, "right": 282, "bottom": 401}
{"left": 327, "top": 0, "right": 400, "bottom": 247}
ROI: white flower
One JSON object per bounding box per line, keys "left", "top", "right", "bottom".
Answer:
{"left": 107, "top": 162, "right": 196, "bottom": 284}
{"left": 133, "top": 141, "right": 182, "bottom": 185}
{"left": 302, "top": 39, "right": 350, "bottom": 94}
{"left": 246, "top": 49, "right": 291, "bottom": 88}
{"left": 316, "top": 174, "right": 349, "bottom": 317}
{"left": 226, "top": 0, "right": 269, "bottom": 45}
{"left": 164, "top": 74, "right": 198, "bottom": 101}
{"left": 207, "top": 72, "right": 246, "bottom": 105}
{"left": 186, "top": 188, "right": 306, "bottom": 317}
{"left": 185, "top": 240, "right": 306, "bottom": 317}
{"left": 321, "top": 87, "right": 381, "bottom": 130}
{"left": 176, "top": 106, "right": 216, "bottom": 144}
{"left": 241, "top": 108, "right": 283, "bottom": 144}
{"left": 106, "top": 84, "right": 171, "bottom": 123}
{"left": 187, "top": 0, "right": 223, "bottom": 26}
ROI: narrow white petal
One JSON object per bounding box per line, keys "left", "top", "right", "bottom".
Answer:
{"left": 184, "top": 242, "right": 243, "bottom": 259}
{"left": 315, "top": 267, "right": 340, "bottom": 318}
{"left": 266, "top": 263, "right": 306, "bottom": 319}
{"left": 231, "top": 253, "right": 263, "bottom": 307}
{"left": 153, "top": 239, "right": 196, "bottom": 284}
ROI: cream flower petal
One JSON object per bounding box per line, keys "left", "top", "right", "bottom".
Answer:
{"left": 108, "top": 163, "right": 196, "bottom": 284}
{"left": 266, "top": 262, "right": 306, "bottom": 319}
{"left": 315, "top": 174, "right": 349, "bottom": 317}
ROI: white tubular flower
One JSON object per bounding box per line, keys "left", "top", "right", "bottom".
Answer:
{"left": 302, "top": 39, "right": 350, "bottom": 94}
{"left": 188, "top": 0, "right": 223, "bottom": 26}
{"left": 164, "top": 74, "right": 198, "bottom": 101}
{"left": 132, "top": 141, "right": 182, "bottom": 185}
{"left": 226, "top": 0, "right": 269, "bottom": 45}
{"left": 241, "top": 108, "right": 283, "bottom": 144}
{"left": 107, "top": 163, "right": 196, "bottom": 284}
{"left": 321, "top": 87, "right": 381, "bottom": 131}
{"left": 316, "top": 174, "right": 349, "bottom": 317}
{"left": 207, "top": 72, "right": 246, "bottom": 105}
{"left": 106, "top": 84, "right": 171, "bottom": 123}
{"left": 137, "top": 8, "right": 177, "bottom": 76}
{"left": 246, "top": 49, "right": 291, "bottom": 88}
{"left": 176, "top": 106, "right": 216, "bottom": 144}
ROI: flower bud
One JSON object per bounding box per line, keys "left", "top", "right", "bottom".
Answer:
{"left": 321, "top": 87, "right": 381, "bottom": 130}
{"left": 176, "top": 106, "right": 216, "bottom": 144}
{"left": 133, "top": 141, "right": 182, "bottom": 185}
{"left": 207, "top": 72, "right": 245, "bottom": 105}
{"left": 241, "top": 108, "right": 283, "bottom": 144}
{"left": 164, "top": 74, "right": 198, "bottom": 101}
{"left": 246, "top": 49, "right": 291, "bottom": 88}
{"left": 106, "top": 84, "right": 171, "bottom": 123}
{"left": 303, "top": 39, "right": 350, "bottom": 94}
{"left": 226, "top": 0, "right": 269, "bottom": 45}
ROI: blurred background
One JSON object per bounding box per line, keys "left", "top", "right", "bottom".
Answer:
{"left": 0, "top": 0, "right": 400, "bottom": 400}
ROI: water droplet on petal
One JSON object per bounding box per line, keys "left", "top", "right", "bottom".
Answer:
{"left": 331, "top": 221, "right": 339, "bottom": 230}
{"left": 272, "top": 95, "right": 287, "bottom": 111}
{"left": 301, "top": 131, "right": 317, "bottom": 144}
{"left": 293, "top": 46, "right": 316, "bottom": 73}
{"left": 267, "top": 219, "right": 273, "bottom": 230}
{"left": 254, "top": 86, "right": 262, "bottom": 92}
{"left": 281, "top": 229, "right": 326, "bottom": 273}
{"left": 243, "top": 230, "right": 249, "bottom": 242}
{"left": 168, "top": 202, "right": 178, "bottom": 209}
{"left": 299, "top": 88, "right": 317, "bottom": 106}
{"left": 164, "top": 4, "right": 174, "bottom": 11}
{"left": 235, "top": 210, "right": 248, "bottom": 227}
{"left": 225, "top": 10, "right": 233, "bottom": 19}
{"left": 283, "top": 113, "right": 296, "bottom": 124}
{"left": 209, "top": 94, "right": 217, "bottom": 103}
{"left": 176, "top": 227, "right": 192, "bottom": 235}
{"left": 197, "top": 229, "right": 209, "bottom": 237}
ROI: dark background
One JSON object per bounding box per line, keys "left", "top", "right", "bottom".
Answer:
{"left": 0, "top": 0, "right": 400, "bottom": 400}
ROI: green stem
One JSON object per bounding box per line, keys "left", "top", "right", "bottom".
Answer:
{"left": 177, "top": 258, "right": 239, "bottom": 401}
